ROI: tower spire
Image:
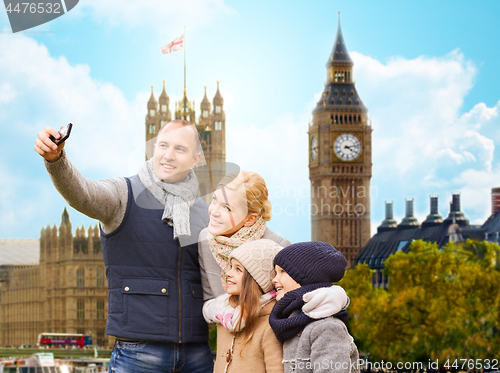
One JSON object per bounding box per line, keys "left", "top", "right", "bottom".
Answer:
{"left": 329, "top": 12, "right": 352, "bottom": 64}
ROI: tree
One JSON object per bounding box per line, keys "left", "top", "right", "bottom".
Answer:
{"left": 339, "top": 240, "right": 500, "bottom": 364}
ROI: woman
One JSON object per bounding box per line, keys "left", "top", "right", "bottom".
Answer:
{"left": 198, "top": 171, "right": 290, "bottom": 300}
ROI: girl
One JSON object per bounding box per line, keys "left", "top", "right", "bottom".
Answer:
{"left": 203, "top": 239, "right": 285, "bottom": 373}
{"left": 269, "top": 241, "right": 360, "bottom": 373}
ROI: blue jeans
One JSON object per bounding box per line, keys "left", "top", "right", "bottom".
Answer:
{"left": 109, "top": 340, "right": 214, "bottom": 373}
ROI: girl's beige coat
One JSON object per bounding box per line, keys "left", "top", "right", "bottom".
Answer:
{"left": 213, "top": 300, "right": 284, "bottom": 373}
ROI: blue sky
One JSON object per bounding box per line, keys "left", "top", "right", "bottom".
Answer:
{"left": 1, "top": 0, "right": 500, "bottom": 244}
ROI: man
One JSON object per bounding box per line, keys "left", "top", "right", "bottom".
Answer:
{"left": 35, "top": 120, "right": 214, "bottom": 373}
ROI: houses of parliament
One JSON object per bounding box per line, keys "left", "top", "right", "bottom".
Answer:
{"left": 0, "top": 83, "right": 226, "bottom": 347}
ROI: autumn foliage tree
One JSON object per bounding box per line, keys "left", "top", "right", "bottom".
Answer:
{"left": 338, "top": 240, "right": 500, "bottom": 364}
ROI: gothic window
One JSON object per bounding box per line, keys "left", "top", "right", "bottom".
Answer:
{"left": 96, "top": 329, "right": 106, "bottom": 347}
{"left": 215, "top": 106, "right": 221, "bottom": 114}
{"left": 348, "top": 99, "right": 352, "bottom": 106}
{"left": 215, "top": 121, "right": 222, "bottom": 131}
{"left": 356, "top": 99, "right": 360, "bottom": 105}
{"left": 339, "top": 99, "right": 342, "bottom": 106}
{"left": 77, "top": 299, "right": 85, "bottom": 320}
{"left": 161, "top": 104, "right": 167, "bottom": 113}
{"left": 203, "top": 110, "right": 208, "bottom": 118}
{"left": 97, "top": 267, "right": 105, "bottom": 287}
{"left": 334, "top": 90, "right": 338, "bottom": 97}
{"left": 149, "top": 109, "right": 155, "bottom": 117}
{"left": 77, "top": 267, "right": 85, "bottom": 288}
{"left": 97, "top": 300, "right": 105, "bottom": 319}
{"left": 350, "top": 90, "right": 354, "bottom": 97}
{"left": 342, "top": 90, "right": 346, "bottom": 97}
{"left": 93, "top": 237, "right": 101, "bottom": 254}
{"left": 73, "top": 237, "right": 88, "bottom": 255}
{"left": 149, "top": 124, "right": 156, "bottom": 134}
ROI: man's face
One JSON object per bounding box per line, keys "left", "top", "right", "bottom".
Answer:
{"left": 153, "top": 123, "right": 201, "bottom": 183}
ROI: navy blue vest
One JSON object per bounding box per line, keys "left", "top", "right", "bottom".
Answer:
{"left": 100, "top": 175, "right": 209, "bottom": 343}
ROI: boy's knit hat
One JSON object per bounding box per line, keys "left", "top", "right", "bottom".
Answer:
{"left": 273, "top": 241, "right": 347, "bottom": 285}
{"left": 229, "top": 239, "right": 283, "bottom": 293}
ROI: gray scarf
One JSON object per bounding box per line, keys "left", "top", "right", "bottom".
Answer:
{"left": 138, "top": 158, "right": 198, "bottom": 239}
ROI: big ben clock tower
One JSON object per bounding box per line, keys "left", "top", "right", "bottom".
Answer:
{"left": 309, "top": 14, "right": 372, "bottom": 268}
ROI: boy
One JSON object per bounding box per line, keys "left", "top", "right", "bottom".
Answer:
{"left": 270, "top": 241, "right": 360, "bottom": 373}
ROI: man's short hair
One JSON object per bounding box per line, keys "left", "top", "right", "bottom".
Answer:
{"left": 157, "top": 119, "right": 201, "bottom": 155}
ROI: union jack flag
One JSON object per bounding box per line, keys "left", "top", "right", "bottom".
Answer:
{"left": 161, "top": 33, "right": 184, "bottom": 54}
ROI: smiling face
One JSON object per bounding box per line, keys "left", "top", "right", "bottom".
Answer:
{"left": 208, "top": 186, "right": 257, "bottom": 237}
{"left": 226, "top": 259, "right": 245, "bottom": 296}
{"left": 272, "top": 265, "right": 301, "bottom": 301}
{"left": 153, "top": 122, "right": 201, "bottom": 183}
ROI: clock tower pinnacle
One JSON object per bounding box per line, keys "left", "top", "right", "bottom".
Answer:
{"left": 308, "top": 14, "right": 372, "bottom": 268}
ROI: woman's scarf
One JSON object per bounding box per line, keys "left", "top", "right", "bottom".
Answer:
{"left": 138, "top": 158, "right": 198, "bottom": 239}
{"left": 269, "top": 283, "right": 349, "bottom": 342}
{"left": 207, "top": 216, "right": 266, "bottom": 289}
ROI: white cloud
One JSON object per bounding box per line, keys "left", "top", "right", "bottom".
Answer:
{"left": 352, "top": 50, "right": 479, "bottom": 176}
{"left": 0, "top": 32, "right": 146, "bottom": 175}
{"left": 0, "top": 82, "right": 17, "bottom": 103}
{"left": 221, "top": 49, "right": 499, "bottom": 238}
{"left": 0, "top": 33, "right": 149, "bottom": 237}
{"left": 345, "top": 50, "right": 500, "bottom": 224}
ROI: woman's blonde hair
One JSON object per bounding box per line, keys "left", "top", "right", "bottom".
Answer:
{"left": 218, "top": 171, "right": 272, "bottom": 221}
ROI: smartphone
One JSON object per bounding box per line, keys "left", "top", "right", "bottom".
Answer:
{"left": 50, "top": 123, "right": 73, "bottom": 145}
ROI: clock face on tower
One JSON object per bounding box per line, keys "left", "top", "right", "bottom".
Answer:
{"left": 334, "top": 133, "right": 361, "bottom": 161}
{"left": 310, "top": 135, "right": 319, "bottom": 163}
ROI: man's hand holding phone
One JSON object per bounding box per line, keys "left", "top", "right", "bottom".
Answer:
{"left": 34, "top": 123, "right": 72, "bottom": 163}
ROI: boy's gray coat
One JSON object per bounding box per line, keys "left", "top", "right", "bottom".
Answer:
{"left": 282, "top": 316, "right": 360, "bottom": 373}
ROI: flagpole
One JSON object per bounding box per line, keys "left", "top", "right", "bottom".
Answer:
{"left": 183, "top": 26, "right": 187, "bottom": 120}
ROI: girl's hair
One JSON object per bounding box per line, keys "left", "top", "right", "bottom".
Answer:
{"left": 218, "top": 171, "right": 272, "bottom": 221}
{"left": 228, "top": 269, "right": 263, "bottom": 346}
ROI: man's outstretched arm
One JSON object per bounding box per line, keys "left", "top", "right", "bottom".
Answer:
{"left": 35, "top": 127, "right": 128, "bottom": 233}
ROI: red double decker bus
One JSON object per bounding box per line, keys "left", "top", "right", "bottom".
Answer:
{"left": 37, "top": 333, "right": 92, "bottom": 348}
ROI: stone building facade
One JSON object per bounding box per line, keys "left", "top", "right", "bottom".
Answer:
{"left": 0, "top": 208, "right": 110, "bottom": 347}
